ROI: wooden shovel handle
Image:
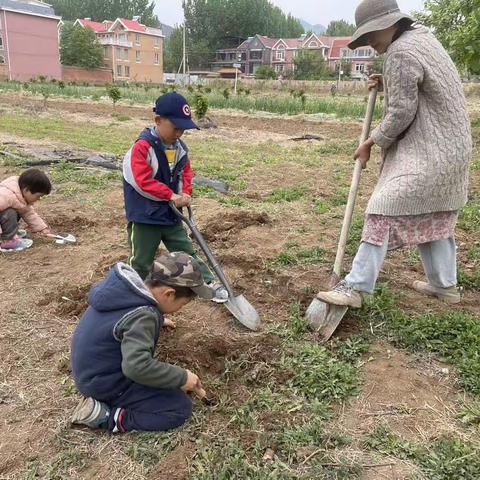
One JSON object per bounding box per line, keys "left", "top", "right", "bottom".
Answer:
{"left": 332, "top": 88, "right": 377, "bottom": 278}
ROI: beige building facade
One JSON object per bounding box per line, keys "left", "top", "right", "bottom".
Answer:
{"left": 75, "top": 17, "right": 163, "bottom": 83}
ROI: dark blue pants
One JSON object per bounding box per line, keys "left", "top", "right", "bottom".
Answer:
{"left": 106, "top": 383, "right": 192, "bottom": 433}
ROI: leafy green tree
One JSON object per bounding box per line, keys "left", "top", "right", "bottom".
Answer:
{"left": 60, "top": 22, "right": 103, "bottom": 68}
{"left": 325, "top": 19, "right": 356, "bottom": 36}
{"left": 163, "top": 26, "right": 183, "bottom": 72}
{"left": 106, "top": 84, "right": 121, "bottom": 110}
{"left": 294, "top": 49, "right": 325, "bottom": 80}
{"left": 255, "top": 65, "right": 277, "bottom": 79}
{"left": 50, "top": 0, "right": 159, "bottom": 27}
{"left": 418, "top": 0, "right": 480, "bottom": 74}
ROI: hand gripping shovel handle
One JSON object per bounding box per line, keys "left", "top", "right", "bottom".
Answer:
{"left": 331, "top": 87, "right": 377, "bottom": 283}
{"left": 169, "top": 203, "right": 236, "bottom": 300}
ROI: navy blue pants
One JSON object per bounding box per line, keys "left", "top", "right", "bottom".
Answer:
{"left": 106, "top": 383, "right": 192, "bottom": 433}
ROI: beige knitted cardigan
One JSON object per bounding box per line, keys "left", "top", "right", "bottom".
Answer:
{"left": 368, "top": 26, "right": 472, "bottom": 216}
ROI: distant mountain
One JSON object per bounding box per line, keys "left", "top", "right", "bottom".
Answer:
{"left": 299, "top": 19, "right": 326, "bottom": 34}
{"left": 160, "top": 22, "right": 174, "bottom": 37}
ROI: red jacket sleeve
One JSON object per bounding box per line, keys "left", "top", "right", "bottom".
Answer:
{"left": 130, "top": 140, "right": 174, "bottom": 200}
{"left": 182, "top": 158, "right": 194, "bottom": 195}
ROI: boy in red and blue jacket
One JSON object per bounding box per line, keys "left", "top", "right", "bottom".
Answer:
{"left": 123, "top": 92, "right": 227, "bottom": 302}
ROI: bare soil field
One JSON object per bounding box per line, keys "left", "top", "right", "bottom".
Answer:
{"left": 0, "top": 92, "right": 479, "bottom": 479}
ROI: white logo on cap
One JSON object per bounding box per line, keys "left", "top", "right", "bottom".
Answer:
{"left": 182, "top": 104, "right": 191, "bottom": 116}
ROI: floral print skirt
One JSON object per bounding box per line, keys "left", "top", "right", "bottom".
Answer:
{"left": 361, "top": 211, "right": 458, "bottom": 251}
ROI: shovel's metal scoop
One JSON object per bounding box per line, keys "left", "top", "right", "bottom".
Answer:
{"left": 48, "top": 233, "right": 77, "bottom": 245}
{"left": 170, "top": 203, "right": 261, "bottom": 331}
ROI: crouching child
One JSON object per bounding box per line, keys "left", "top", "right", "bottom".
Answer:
{"left": 0, "top": 168, "right": 52, "bottom": 252}
{"left": 70, "top": 252, "right": 212, "bottom": 433}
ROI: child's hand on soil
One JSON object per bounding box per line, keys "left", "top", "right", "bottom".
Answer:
{"left": 181, "top": 370, "right": 201, "bottom": 392}
{"left": 163, "top": 318, "right": 176, "bottom": 329}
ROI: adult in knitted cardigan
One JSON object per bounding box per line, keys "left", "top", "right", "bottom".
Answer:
{"left": 316, "top": 4, "right": 472, "bottom": 309}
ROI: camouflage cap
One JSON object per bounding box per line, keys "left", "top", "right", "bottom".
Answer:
{"left": 150, "top": 252, "right": 213, "bottom": 299}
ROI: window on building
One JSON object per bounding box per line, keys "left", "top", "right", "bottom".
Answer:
{"left": 124, "top": 48, "right": 129, "bottom": 60}
{"left": 276, "top": 45, "right": 285, "bottom": 60}
{"left": 250, "top": 50, "right": 262, "bottom": 60}
{"left": 136, "top": 51, "right": 141, "bottom": 63}
{"left": 116, "top": 47, "right": 121, "bottom": 59}
{"left": 309, "top": 41, "right": 318, "bottom": 48}
{"left": 0, "top": 35, "right": 3, "bottom": 49}
{"left": 154, "top": 37, "right": 160, "bottom": 48}
{"left": 135, "top": 33, "right": 140, "bottom": 45}
{"left": 117, "top": 64, "right": 122, "bottom": 76}
{"left": 125, "top": 65, "right": 130, "bottom": 77}
{"left": 103, "top": 46, "right": 108, "bottom": 59}
{"left": 355, "top": 63, "right": 365, "bottom": 72}
{"left": 274, "top": 64, "right": 284, "bottom": 72}
{"left": 154, "top": 53, "right": 160, "bottom": 65}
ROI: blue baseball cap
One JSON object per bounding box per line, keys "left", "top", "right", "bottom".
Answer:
{"left": 153, "top": 92, "right": 199, "bottom": 130}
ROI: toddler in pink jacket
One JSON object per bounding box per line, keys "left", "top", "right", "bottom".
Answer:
{"left": 0, "top": 169, "right": 52, "bottom": 252}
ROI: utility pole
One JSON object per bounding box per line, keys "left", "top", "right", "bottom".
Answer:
{"left": 182, "top": 23, "right": 186, "bottom": 76}
{"left": 336, "top": 57, "right": 342, "bottom": 91}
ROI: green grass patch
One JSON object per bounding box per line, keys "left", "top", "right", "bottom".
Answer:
{"left": 457, "top": 267, "right": 480, "bottom": 291}
{"left": 467, "top": 246, "right": 480, "bottom": 261}
{"left": 365, "top": 425, "right": 480, "bottom": 480}
{"left": 346, "top": 216, "right": 364, "bottom": 255}
{"left": 50, "top": 161, "right": 121, "bottom": 196}
{"left": 280, "top": 343, "right": 360, "bottom": 401}
{"left": 459, "top": 198, "right": 480, "bottom": 231}
{"left": 270, "top": 242, "right": 325, "bottom": 267}
{"left": 20, "top": 450, "right": 87, "bottom": 480}
{"left": 0, "top": 112, "right": 135, "bottom": 154}
{"left": 264, "top": 186, "right": 307, "bottom": 203}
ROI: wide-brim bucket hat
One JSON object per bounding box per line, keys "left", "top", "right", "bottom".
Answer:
{"left": 348, "top": 0, "right": 415, "bottom": 50}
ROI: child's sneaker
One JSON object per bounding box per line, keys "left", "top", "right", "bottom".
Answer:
{"left": 71, "top": 397, "right": 110, "bottom": 429}
{"left": 0, "top": 236, "right": 33, "bottom": 252}
{"left": 210, "top": 282, "right": 229, "bottom": 303}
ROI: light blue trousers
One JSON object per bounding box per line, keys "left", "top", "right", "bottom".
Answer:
{"left": 345, "top": 237, "right": 457, "bottom": 294}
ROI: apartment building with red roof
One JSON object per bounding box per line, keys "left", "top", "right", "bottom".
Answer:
{"left": 75, "top": 16, "right": 164, "bottom": 83}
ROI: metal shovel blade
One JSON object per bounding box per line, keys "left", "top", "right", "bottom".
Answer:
{"left": 306, "top": 298, "right": 349, "bottom": 342}
{"left": 320, "top": 305, "right": 349, "bottom": 342}
{"left": 54, "top": 233, "right": 76, "bottom": 245}
{"left": 225, "top": 294, "right": 261, "bottom": 331}
{"left": 305, "top": 298, "right": 329, "bottom": 331}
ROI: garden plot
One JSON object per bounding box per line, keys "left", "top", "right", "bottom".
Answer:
{"left": 0, "top": 92, "right": 479, "bottom": 480}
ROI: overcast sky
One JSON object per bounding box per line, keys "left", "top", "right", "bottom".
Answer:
{"left": 154, "top": 0, "right": 425, "bottom": 28}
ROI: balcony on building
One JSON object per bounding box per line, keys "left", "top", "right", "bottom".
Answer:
{"left": 98, "top": 35, "right": 133, "bottom": 48}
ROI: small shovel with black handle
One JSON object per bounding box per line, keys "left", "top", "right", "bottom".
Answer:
{"left": 305, "top": 87, "right": 377, "bottom": 342}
